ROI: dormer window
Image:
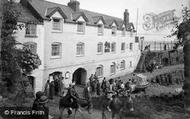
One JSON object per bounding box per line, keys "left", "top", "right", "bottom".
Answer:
{"left": 112, "top": 26, "right": 117, "bottom": 35}
{"left": 98, "top": 24, "right": 104, "bottom": 35}
{"left": 77, "top": 21, "right": 85, "bottom": 34}
{"left": 122, "top": 28, "right": 126, "bottom": 36}
{"left": 52, "top": 18, "right": 62, "bottom": 31}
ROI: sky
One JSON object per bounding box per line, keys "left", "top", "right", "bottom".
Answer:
{"left": 46, "top": 0, "right": 189, "bottom": 21}
{"left": 46, "top": 0, "right": 189, "bottom": 40}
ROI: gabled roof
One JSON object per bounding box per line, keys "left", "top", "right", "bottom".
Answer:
{"left": 110, "top": 20, "right": 119, "bottom": 27}
{"left": 72, "top": 12, "right": 89, "bottom": 22}
{"left": 127, "top": 23, "right": 135, "bottom": 31}
{"left": 46, "top": 7, "right": 67, "bottom": 19}
{"left": 92, "top": 16, "right": 106, "bottom": 25}
{"left": 17, "top": 3, "right": 41, "bottom": 24}
{"left": 21, "top": 0, "right": 134, "bottom": 31}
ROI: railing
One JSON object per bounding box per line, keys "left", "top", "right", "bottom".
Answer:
{"left": 140, "top": 41, "right": 176, "bottom": 51}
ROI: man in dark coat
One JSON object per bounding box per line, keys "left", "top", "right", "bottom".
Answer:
{"left": 83, "top": 83, "right": 92, "bottom": 114}
{"left": 32, "top": 91, "right": 44, "bottom": 110}
{"left": 101, "top": 91, "right": 113, "bottom": 119}
{"left": 49, "top": 79, "right": 55, "bottom": 100}
{"left": 101, "top": 78, "right": 107, "bottom": 94}
{"left": 66, "top": 84, "right": 79, "bottom": 109}
{"left": 32, "top": 95, "right": 49, "bottom": 119}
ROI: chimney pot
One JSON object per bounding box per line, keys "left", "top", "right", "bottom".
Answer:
{"left": 124, "top": 9, "right": 129, "bottom": 27}
{"left": 68, "top": 0, "right": 80, "bottom": 12}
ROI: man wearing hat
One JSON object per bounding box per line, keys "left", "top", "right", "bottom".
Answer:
{"left": 32, "top": 92, "right": 49, "bottom": 119}
{"left": 32, "top": 91, "right": 44, "bottom": 110}
{"left": 83, "top": 83, "right": 92, "bottom": 114}
{"left": 101, "top": 91, "right": 113, "bottom": 119}
{"left": 66, "top": 83, "right": 79, "bottom": 112}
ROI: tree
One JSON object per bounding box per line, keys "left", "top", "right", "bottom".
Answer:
{"left": 172, "top": 6, "right": 190, "bottom": 109}
{"left": 0, "top": 0, "right": 41, "bottom": 104}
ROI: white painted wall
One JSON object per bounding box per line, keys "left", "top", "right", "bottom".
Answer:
{"left": 15, "top": 13, "right": 140, "bottom": 91}
{"left": 15, "top": 22, "right": 45, "bottom": 92}
{"left": 42, "top": 15, "right": 140, "bottom": 87}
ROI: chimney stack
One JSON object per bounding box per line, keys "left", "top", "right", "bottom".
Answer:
{"left": 68, "top": 0, "right": 80, "bottom": 12}
{"left": 124, "top": 9, "right": 129, "bottom": 27}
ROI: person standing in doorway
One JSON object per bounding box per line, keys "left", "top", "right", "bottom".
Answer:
{"left": 49, "top": 76, "right": 55, "bottom": 100}
{"left": 44, "top": 79, "right": 50, "bottom": 98}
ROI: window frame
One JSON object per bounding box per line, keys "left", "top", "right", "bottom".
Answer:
{"left": 104, "top": 42, "right": 111, "bottom": 53}
{"left": 52, "top": 17, "right": 62, "bottom": 32}
{"left": 110, "top": 62, "right": 116, "bottom": 75}
{"left": 77, "top": 21, "right": 86, "bottom": 34}
{"left": 96, "top": 65, "right": 103, "bottom": 78}
{"left": 111, "top": 26, "right": 117, "bottom": 36}
{"left": 121, "top": 42, "right": 125, "bottom": 52}
{"left": 120, "top": 60, "right": 126, "bottom": 70}
{"left": 122, "top": 27, "right": 126, "bottom": 36}
{"left": 51, "top": 42, "right": 62, "bottom": 59}
{"left": 25, "top": 23, "right": 37, "bottom": 37}
{"left": 97, "top": 42, "right": 103, "bottom": 55}
{"left": 76, "top": 42, "right": 85, "bottom": 56}
{"left": 111, "top": 42, "right": 116, "bottom": 53}
{"left": 97, "top": 24, "right": 104, "bottom": 36}
{"left": 129, "top": 43, "right": 133, "bottom": 51}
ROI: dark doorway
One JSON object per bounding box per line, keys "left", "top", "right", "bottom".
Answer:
{"left": 72, "top": 68, "right": 87, "bottom": 85}
{"left": 28, "top": 76, "right": 35, "bottom": 90}
{"left": 162, "top": 58, "right": 169, "bottom": 66}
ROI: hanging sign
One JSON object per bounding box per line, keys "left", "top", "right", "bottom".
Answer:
{"left": 143, "top": 9, "right": 179, "bottom": 31}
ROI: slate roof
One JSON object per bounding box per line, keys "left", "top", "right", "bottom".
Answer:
{"left": 17, "top": 3, "right": 41, "bottom": 24}
{"left": 20, "top": 0, "right": 135, "bottom": 31}
{"left": 46, "top": 7, "right": 67, "bottom": 19}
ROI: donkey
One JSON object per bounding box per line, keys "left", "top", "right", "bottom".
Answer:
{"left": 59, "top": 94, "right": 93, "bottom": 119}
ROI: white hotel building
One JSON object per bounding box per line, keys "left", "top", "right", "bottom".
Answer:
{"left": 15, "top": 0, "right": 141, "bottom": 92}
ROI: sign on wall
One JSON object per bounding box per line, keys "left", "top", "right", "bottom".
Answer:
{"left": 143, "top": 9, "right": 179, "bottom": 31}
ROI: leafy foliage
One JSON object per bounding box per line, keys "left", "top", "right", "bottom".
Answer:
{"left": 170, "top": 6, "right": 190, "bottom": 49}
{"left": 1, "top": 1, "right": 41, "bottom": 95}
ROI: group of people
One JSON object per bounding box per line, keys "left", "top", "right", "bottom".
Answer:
{"left": 44, "top": 74, "right": 65, "bottom": 100}
{"left": 88, "top": 74, "right": 136, "bottom": 97}
{"left": 31, "top": 74, "right": 136, "bottom": 118}
{"left": 150, "top": 71, "right": 184, "bottom": 86}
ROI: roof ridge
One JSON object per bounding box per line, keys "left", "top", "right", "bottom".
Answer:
{"left": 33, "top": 0, "right": 123, "bottom": 21}
{"left": 81, "top": 9, "right": 123, "bottom": 21}
{"left": 42, "top": 0, "right": 69, "bottom": 8}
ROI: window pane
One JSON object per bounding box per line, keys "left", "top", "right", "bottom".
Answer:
{"left": 120, "top": 60, "right": 125, "bottom": 69}
{"left": 52, "top": 44, "right": 60, "bottom": 56}
{"left": 26, "top": 24, "right": 37, "bottom": 36}
{"left": 53, "top": 18, "right": 61, "bottom": 30}
{"left": 97, "top": 43, "right": 103, "bottom": 53}
{"left": 122, "top": 28, "right": 125, "bottom": 36}
{"left": 98, "top": 25, "right": 103, "bottom": 34}
{"left": 112, "top": 26, "right": 117, "bottom": 35}
{"left": 96, "top": 66, "right": 103, "bottom": 77}
{"left": 111, "top": 43, "right": 116, "bottom": 52}
{"left": 77, "top": 43, "right": 84, "bottom": 55}
{"left": 121, "top": 43, "right": 125, "bottom": 51}
{"left": 105, "top": 42, "right": 110, "bottom": 53}
{"left": 130, "top": 43, "right": 133, "bottom": 50}
{"left": 110, "top": 63, "right": 116, "bottom": 74}
{"left": 77, "top": 22, "right": 85, "bottom": 33}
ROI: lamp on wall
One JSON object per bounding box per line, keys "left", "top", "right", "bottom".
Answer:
{"left": 65, "top": 71, "right": 70, "bottom": 79}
